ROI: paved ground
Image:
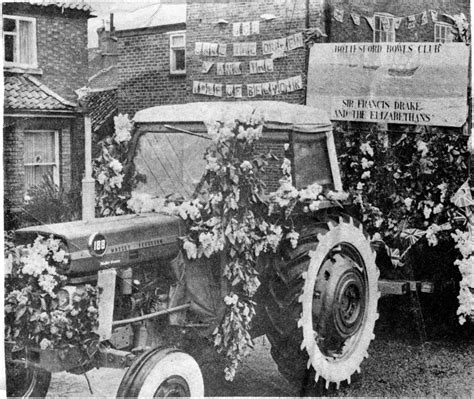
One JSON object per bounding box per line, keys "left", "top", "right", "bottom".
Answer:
{"left": 47, "top": 297, "right": 473, "bottom": 397}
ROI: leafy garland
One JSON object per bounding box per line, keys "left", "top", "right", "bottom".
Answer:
{"left": 337, "top": 123, "right": 472, "bottom": 322}
{"left": 5, "top": 235, "right": 99, "bottom": 351}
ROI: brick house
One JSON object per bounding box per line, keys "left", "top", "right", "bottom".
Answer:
{"left": 3, "top": 1, "right": 92, "bottom": 223}
{"left": 115, "top": 3, "right": 187, "bottom": 116}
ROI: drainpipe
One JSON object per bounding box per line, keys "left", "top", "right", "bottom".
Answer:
{"left": 82, "top": 115, "right": 95, "bottom": 220}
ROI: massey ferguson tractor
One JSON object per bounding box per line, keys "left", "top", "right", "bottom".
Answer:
{"left": 7, "top": 102, "right": 385, "bottom": 397}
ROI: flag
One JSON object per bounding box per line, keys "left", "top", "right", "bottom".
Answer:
{"left": 451, "top": 180, "right": 474, "bottom": 208}
{"left": 249, "top": 60, "right": 258, "bottom": 74}
{"left": 421, "top": 11, "right": 428, "bottom": 25}
{"left": 214, "top": 84, "right": 223, "bottom": 97}
{"left": 430, "top": 9, "right": 438, "bottom": 22}
{"left": 210, "top": 43, "right": 218, "bottom": 56}
{"left": 264, "top": 58, "right": 274, "bottom": 72}
{"left": 365, "top": 16, "right": 375, "bottom": 30}
{"left": 333, "top": 8, "right": 344, "bottom": 23}
{"left": 400, "top": 228, "right": 425, "bottom": 245}
{"left": 351, "top": 13, "right": 360, "bottom": 25}
{"left": 242, "top": 21, "right": 251, "bottom": 36}
{"left": 251, "top": 20, "right": 260, "bottom": 34}
{"left": 394, "top": 17, "right": 402, "bottom": 29}
{"left": 381, "top": 16, "right": 390, "bottom": 31}
{"left": 195, "top": 42, "right": 203, "bottom": 55}
{"left": 234, "top": 85, "right": 243, "bottom": 98}
{"left": 233, "top": 22, "right": 241, "bottom": 37}
{"left": 216, "top": 63, "right": 224, "bottom": 75}
{"left": 247, "top": 84, "right": 256, "bottom": 98}
{"left": 407, "top": 15, "right": 416, "bottom": 30}
{"left": 218, "top": 43, "right": 227, "bottom": 57}
{"left": 201, "top": 61, "right": 213, "bottom": 73}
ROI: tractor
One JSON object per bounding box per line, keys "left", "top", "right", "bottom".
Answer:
{"left": 7, "top": 101, "right": 385, "bottom": 397}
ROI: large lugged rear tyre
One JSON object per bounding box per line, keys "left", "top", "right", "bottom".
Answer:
{"left": 263, "top": 216, "right": 380, "bottom": 393}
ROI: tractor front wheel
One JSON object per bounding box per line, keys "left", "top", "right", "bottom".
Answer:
{"left": 117, "top": 347, "right": 204, "bottom": 398}
{"left": 264, "top": 216, "right": 380, "bottom": 393}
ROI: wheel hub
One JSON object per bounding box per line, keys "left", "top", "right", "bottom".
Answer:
{"left": 313, "top": 251, "right": 367, "bottom": 356}
{"left": 154, "top": 375, "right": 190, "bottom": 397}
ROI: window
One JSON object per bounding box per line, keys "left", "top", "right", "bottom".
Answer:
{"left": 24, "top": 131, "right": 59, "bottom": 192}
{"left": 3, "top": 15, "right": 37, "bottom": 68}
{"left": 434, "top": 23, "right": 454, "bottom": 43}
{"left": 169, "top": 32, "right": 185, "bottom": 74}
{"left": 374, "top": 14, "right": 395, "bottom": 42}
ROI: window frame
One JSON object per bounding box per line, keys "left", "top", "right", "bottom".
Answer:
{"left": 169, "top": 31, "right": 186, "bottom": 75}
{"left": 434, "top": 22, "right": 454, "bottom": 43}
{"left": 3, "top": 14, "right": 38, "bottom": 68}
{"left": 23, "top": 130, "right": 60, "bottom": 191}
{"left": 373, "top": 13, "right": 396, "bottom": 43}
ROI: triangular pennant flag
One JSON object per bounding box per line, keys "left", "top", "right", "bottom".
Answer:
{"left": 430, "top": 9, "right": 438, "bottom": 22}
{"left": 333, "top": 8, "right": 344, "bottom": 23}
{"left": 365, "top": 16, "right": 375, "bottom": 30}
{"left": 451, "top": 180, "right": 474, "bottom": 208}
{"left": 394, "top": 17, "right": 402, "bottom": 29}
{"left": 351, "top": 13, "right": 360, "bottom": 26}
{"left": 381, "top": 16, "right": 390, "bottom": 31}
{"left": 421, "top": 11, "right": 428, "bottom": 25}
{"left": 201, "top": 61, "right": 213, "bottom": 74}
{"left": 407, "top": 14, "right": 416, "bottom": 30}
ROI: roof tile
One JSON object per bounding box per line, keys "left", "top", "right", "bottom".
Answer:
{"left": 4, "top": 75, "right": 77, "bottom": 112}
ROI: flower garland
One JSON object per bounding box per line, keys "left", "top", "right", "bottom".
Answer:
{"left": 127, "top": 113, "right": 348, "bottom": 379}
{"left": 337, "top": 123, "right": 471, "bottom": 322}
{"left": 5, "top": 235, "right": 99, "bottom": 351}
{"left": 93, "top": 114, "right": 141, "bottom": 216}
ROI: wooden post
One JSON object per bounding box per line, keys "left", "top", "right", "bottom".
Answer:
{"left": 82, "top": 115, "right": 95, "bottom": 220}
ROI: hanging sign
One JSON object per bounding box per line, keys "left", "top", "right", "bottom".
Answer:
{"left": 306, "top": 42, "right": 469, "bottom": 127}
{"left": 196, "top": 42, "right": 227, "bottom": 57}
{"left": 233, "top": 21, "right": 260, "bottom": 36}
{"left": 262, "top": 32, "right": 304, "bottom": 55}
{"left": 249, "top": 59, "right": 274, "bottom": 74}
{"left": 233, "top": 42, "right": 257, "bottom": 56}
{"left": 216, "top": 62, "right": 242, "bottom": 76}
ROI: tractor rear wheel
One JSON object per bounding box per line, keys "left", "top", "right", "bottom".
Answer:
{"left": 263, "top": 216, "right": 380, "bottom": 394}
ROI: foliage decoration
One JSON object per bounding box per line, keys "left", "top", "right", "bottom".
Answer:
{"left": 337, "top": 123, "right": 472, "bottom": 322}
{"left": 92, "top": 114, "right": 141, "bottom": 217}
{"left": 5, "top": 235, "right": 99, "bottom": 352}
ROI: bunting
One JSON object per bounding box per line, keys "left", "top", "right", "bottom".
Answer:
{"left": 351, "top": 12, "right": 361, "bottom": 26}
{"left": 365, "top": 16, "right": 375, "bottom": 31}
{"left": 421, "top": 10, "right": 428, "bottom": 25}
{"left": 333, "top": 8, "right": 344, "bottom": 23}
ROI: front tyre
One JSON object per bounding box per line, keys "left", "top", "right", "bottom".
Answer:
{"left": 117, "top": 347, "right": 204, "bottom": 398}
{"left": 264, "top": 216, "right": 380, "bottom": 392}
{"left": 6, "top": 363, "right": 51, "bottom": 398}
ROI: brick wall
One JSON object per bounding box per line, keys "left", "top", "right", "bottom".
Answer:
{"left": 186, "top": 0, "right": 322, "bottom": 104}
{"left": 2, "top": 3, "right": 89, "bottom": 102}
{"left": 117, "top": 24, "right": 187, "bottom": 116}
{"left": 326, "top": 0, "right": 469, "bottom": 43}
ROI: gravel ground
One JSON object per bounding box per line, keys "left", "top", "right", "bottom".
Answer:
{"left": 47, "top": 297, "right": 473, "bottom": 397}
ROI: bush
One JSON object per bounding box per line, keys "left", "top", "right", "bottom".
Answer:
{"left": 20, "top": 174, "right": 81, "bottom": 227}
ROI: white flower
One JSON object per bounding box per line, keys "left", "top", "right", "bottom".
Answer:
{"left": 361, "top": 171, "right": 371, "bottom": 179}
{"left": 283, "top": 143, "right": 290, "bottom": 151}
{"left": 109, "top": 174, "right": 124, "bottom": 189}
{"left": 281, "top": 158, "right": 291, "bottom": 176}
{"left": 266, "top": 225, "right": 283, "bottom": 252}
{"left": 109, "top": 159, "right": 123, "bottom": 174}
{"left": 40, "top": 338, "right": 52, "bottom": 350}
{"left": 433, "top": 203, "right": 444, "bottom": 214}
{"left": 423, "top": 205, "right": 432, "bottom": 220}
{"left": 426, "top": 224, "right": 440, "bottom": 246}
{"left": 114, "top": 114, "right": 133, "bottom": 143}
{"left": 360, "top": 142, "right": 374, "bottom": 157}
{"left": 52, "top": 249, "right": 66, "bottom": 263}
{"left": 224, "top": 294, "right": 239, "bottom": 306}
{"left": 309, "top": 200, "right": 321, "bottom": 211}
{"left": 356, "top": 182, "right": 364, "bottom": 190}
{"left": 361, "top": 157, "right": 374, "bottom": 169}
{"left": 298, "top": 183, "right": 323, "bottom": 201}
{"left": 183, "top": 240, "right": 197, "bottom": 259}
{"left": 416, "top": 140, "right": 429, "bottom": 157}
{"left": 404, "top": 197, "right": 413, "bottom": 209}
{"left": 240, "top": 160, "right": 253, "bottom": 172}
{"left": 38, "top": 273, "right": 58, "bottom": 296}
{"left": 97, "top": 172, "right": 107, "bottom": 185}
{"left": 286, "top": 230, "right": 299, "bottom": 249}
{"left": 205, "top": 155, "right": 220, "bottom": 172}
